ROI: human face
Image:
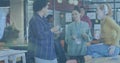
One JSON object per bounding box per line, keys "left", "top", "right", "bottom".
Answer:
{"left": 72, "top": 10, "right": 80, "bottom": 22}
{"left": 43, "top": 3, "right": 49, "bottom": 16}
{"left": 96, "top": 7, "right": 105, "bottom": 20}
{"left": 80, "top": 8, "right": 85, "bottom": 17}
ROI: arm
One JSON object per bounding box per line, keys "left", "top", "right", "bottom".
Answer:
{"left": 65, "top": 24, "right": 72, "bottom": 45}
{"left": 105, "top": 17, "right": 120, "bottom": 55}
{"left": 82, "top": 23, "right": 92, "bottom": 42}
{"left": 86, "top": 29, "right": 93, "bottom": 45}
{"left": 106, "top": 17, "right": 120, "bottom": 46}
{"left": 87, "top": 28, "right": 93, "bottom": 42}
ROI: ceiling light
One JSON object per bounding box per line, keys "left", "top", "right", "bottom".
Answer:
{"left": 73, "top": 0, "right": 78, "bottom": 5}
{"left": 68, "top": 0, "right": 73, "bottom": 4}
{"left": 57, "top": 0, "right": 62, "bottom": 3}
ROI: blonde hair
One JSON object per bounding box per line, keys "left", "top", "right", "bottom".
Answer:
{"left": 98, "top": 3, "right": 113, "bottom": 16}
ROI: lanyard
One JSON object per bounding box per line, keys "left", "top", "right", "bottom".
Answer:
{"left": 75, "top": 22, "right": 82, "bottom": 36}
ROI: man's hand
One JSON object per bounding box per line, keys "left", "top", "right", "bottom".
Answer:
{"left": 51, "top": 26, "right": 60, "bottom": 32}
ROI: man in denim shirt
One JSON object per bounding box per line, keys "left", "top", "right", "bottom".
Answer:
{"left": 28, "top": 0, "right": 58, "bottom": 63}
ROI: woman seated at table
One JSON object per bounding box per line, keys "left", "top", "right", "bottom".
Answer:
{"left": 86, "top": 3, "right": 120, "bottom": 58}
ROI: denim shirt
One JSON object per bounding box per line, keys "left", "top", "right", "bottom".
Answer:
{"left": 29, "top": 13, "right": 56, "bottom": 60}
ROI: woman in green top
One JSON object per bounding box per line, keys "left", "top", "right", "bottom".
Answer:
{"left": 65, "top": 6, "right": 92, "bottom": 63}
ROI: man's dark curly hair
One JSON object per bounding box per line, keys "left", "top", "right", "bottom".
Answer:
{"left": 33, "top": 0, "right": 49, "bottom": 12}
{"left": 74, "top": 6, "right": 81, "bottom": 13}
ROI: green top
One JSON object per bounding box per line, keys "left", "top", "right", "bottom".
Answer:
{"left": 65, "top": 21, "right": 92, "bottom": 56}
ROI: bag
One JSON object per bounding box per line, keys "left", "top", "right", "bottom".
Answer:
{"left": 0, "top": 25, "right": 19, "bottom": 42}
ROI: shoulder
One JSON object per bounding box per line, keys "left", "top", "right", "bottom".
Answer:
{"left": 105, "top": 16, "right": 114, "bottom": 22}
{"left": 83, "top": 15, "right": 90, "bottom": 20}
{"left": 81, "top": 21, "right": 89, "bottom": 26}
{"left": 68, "top": 22, "right": 74, "bottom": 26}
{"left": 29, "top": 15, "right": 42, "bottom": 25}
{"left": 105, "top": 16, "right": 116, "bottom": 25}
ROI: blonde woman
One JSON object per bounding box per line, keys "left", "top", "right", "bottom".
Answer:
{"left": 87, "top": 4, "right": 120, "bottom": 58}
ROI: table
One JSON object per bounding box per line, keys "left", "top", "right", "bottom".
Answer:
{"left": 85, "top": 56, "right": 120, "bottom": 63}
{"left": 0, "top": 56, "right": 8, "bottom": 63}
{"left": 0, "top": 49, "right": 27, "bottom": 63}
